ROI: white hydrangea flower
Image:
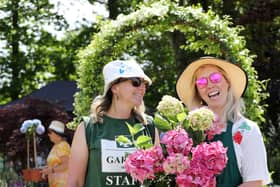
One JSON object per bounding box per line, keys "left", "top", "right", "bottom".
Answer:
{"left": 156, "top": 95, "right": 184, "bottom": 119}
{"left": 20, "top": 119, "right": 45, "bottom": 135}
{"left": 188, "top": 107, "right": 215, "bottom": 131}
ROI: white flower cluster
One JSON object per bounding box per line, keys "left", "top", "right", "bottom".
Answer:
{"left": 187, "top": 107, "right": 215, "bottom": 131}
{"left": 156, "top": 95, "right": 184, "bottom": 119}
{"left": 20, "top": 119, "right": 45, "bottom": 135}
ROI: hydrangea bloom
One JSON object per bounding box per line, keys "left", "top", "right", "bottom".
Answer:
{"left": 188, "top": 107, "right": 215, "bottom": 131}
{"left": 205, "top": 115, "right": 225, "bottom": 140}
{"left": 161, "top": 128, "right": 193, "bottom": 156}
{"left": 125, "top": 145, "right": 164, "bottom": 183}
{"left": 176, "top": 168, "right": 216, "bottom": 187}
{"left": 191, "top": 141, "right": 228, "bottom": 175}
{"left": 163, "top": 153, "right": 190, "bottom": 174}
{"left": 20, "top": 119, "right": 45, "bottom": 135}
{"left": 156, "top": 95, "right": 184, "bottom": 119}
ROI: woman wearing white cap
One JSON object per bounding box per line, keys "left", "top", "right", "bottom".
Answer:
{"left": 41, "top": 120, "right": 70, "bottom": 187}
{"left": 176, "top": 57, "right": 270, "bottom": 187}
{"left": 68, "top": 60, "right": 159, "bottom": 187}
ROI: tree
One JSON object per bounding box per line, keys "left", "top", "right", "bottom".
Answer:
{"left": 0, "top": 0, "right": 69, "bottom": 104}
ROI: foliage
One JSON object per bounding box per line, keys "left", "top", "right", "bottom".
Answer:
{"left": 0, "top": 0, "right": 73, "bottom": 104}
{"left": 72, "top": 0, "right": 267, "bottom": 129}
{"left": 236, "top": 4, "right": 280, "bottom": 183}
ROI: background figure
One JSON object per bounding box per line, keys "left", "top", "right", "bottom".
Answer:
{"left": 176, "top": 57, "right": 270, "bottom": 187}
{"left": 67, "top": 59, "right": 159, "bottom": 187}
{"left": 41, "top": 120, "right": 70, "bottom": 187}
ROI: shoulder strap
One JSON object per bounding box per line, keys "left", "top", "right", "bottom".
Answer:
{"left": 81, "top": 116, "right": 92, "bottom": 147}
{"left": 82, "top": 116, "right": 91, "bottom": 128}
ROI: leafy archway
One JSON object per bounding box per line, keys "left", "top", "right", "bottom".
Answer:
{"left": 69, "top": 0, "right": 267, "bottom": 129}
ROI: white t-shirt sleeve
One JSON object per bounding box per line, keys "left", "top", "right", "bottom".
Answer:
{"left": 237, "top": 119, "right": 270, "bottom": 185}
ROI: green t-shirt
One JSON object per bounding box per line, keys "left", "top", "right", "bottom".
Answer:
{"left": 83, "top": 115, "right": 155, "bottom": 187}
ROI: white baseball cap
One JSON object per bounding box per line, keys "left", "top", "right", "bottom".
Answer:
{"left": 103, "top": 60, "right": 152, "bottom": 95}
{"left": 48, "top": 120, "right": 65, "bottom": 134}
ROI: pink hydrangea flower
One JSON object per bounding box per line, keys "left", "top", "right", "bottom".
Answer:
{"left": 191, "top": 141, "right": 228, "bottom": 175}
{"left": 163, "top": 153, "right": 190, "bottom": 174}
{"left": 206, "top": 115, "right": 225, "bottom": 140}
{"left": 176, "top": 169, "right": 216, "bottom": 187}
{"left": 148, "top": 145, "right": 165, "bottom": 173}
{"left": 125, "top": 145, "right": 164, "bottom": 184}
{"left": 161, "top": 128, "right": 193, "bottom": 156}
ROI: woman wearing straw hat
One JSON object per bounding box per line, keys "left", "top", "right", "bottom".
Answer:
{"left": 41, "top": 120, "right": 70, "bottom": 187}
{"left": 176, "top": 57, "right": 270, "bottom": 187}
{"left": 67, "top": 60, "right": 159, "bottom": 187}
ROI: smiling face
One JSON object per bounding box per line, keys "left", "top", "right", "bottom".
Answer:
{"left": 111, "top": 77, "right": 147, "bottom": 108}
{"left": 195, "top": 65, "right": 230, "bottom": 113}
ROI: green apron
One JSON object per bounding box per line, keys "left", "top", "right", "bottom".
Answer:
{"left": 84, "top": 115, "right": 155, "bottom": 187}
{"left": 212, "top": 121, "right": 243, "bottom": 187}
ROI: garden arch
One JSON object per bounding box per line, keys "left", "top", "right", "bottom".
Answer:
{"left": 69, "top": 0, "right": 266, "bottom": 129}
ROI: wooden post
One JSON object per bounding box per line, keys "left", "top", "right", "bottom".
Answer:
{"left": 33, "top": 131, "right": 37, "bottom": 168}
{"left": 27, "top": 138, "right": 30, "bottom": 169}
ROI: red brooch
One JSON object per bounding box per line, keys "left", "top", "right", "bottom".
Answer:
{"left": 233, "top": 131, "right": 243, "bottom": 144}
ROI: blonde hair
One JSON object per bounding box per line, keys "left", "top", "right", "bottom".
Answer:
{"left": 189, "top": 64, "right": 245, "bottom": 123}
{"left": 90, "top": 89, "right": 148, "bottom": 125}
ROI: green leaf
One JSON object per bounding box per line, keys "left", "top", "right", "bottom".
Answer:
{"left": 182, "top": 119, "right": 190, "bottom": 130}
{"left": 154, "top": 113, "right": 172, "bottom": 132}
{"left": 186, "top": 127, "right": 205, "bottom": 146}
{"left": 136, "top": 135, "right": 153, "bottom": 149}
{"left": 115, "top": 135, "right": 131, "bottom": 144}
{"left": 176, "top": 112, "right": 187, "bottom": 123}
{"left": 126, "top": 122, "right": 145, "bottom": 136}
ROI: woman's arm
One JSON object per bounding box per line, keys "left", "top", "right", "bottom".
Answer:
{"left": 67, "top": 123, "right": 89, "bottom": 187}
{"left": 238, "top": 180, "right": 262, "bottom": 187}
{"left": 41, "top": 150, "right": 70, "bottom": 176}
{"left": 237, "top": 121, "right": 270, "bottom": 186}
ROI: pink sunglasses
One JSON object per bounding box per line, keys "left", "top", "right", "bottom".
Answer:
{"left": 195, "top": 72, "right": 223, "bottom": 88}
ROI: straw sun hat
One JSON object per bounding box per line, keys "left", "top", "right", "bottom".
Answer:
{"left": 176, "top": 57, "right": 248, "bottom": 108}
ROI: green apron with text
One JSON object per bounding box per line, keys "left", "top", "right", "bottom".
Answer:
{"left": 84, "top": 115, "right": 155, "bottom": 187}
{"left": 212, "top": 121, "right": 243, "bottom": 187}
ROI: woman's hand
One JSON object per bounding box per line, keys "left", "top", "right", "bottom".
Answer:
{"left": 40, "top": 166, "right": 53, "bottom": 178}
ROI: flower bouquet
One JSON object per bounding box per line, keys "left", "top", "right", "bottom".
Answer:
{"left": 20, "top": 119, "right": 45, "bottom": 182}
{"left": 119, "top": 95, "right": 228, "bottom": 187}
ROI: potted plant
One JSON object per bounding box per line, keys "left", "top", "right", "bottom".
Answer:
{"left": 20, "top": 119, "right": 45, "bottom": 182}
